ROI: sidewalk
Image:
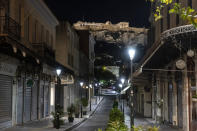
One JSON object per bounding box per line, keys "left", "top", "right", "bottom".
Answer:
{"left": 4, "top": 96, "right": 103, "bottom": 131}
{"left": 121, "top": 99, "right": 182, "bottom": 131}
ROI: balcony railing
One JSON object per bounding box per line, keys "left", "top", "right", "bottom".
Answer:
{"left": 0, "top": 16, "right": 21, "bottom": 40}
{"left": 32, "top": 42, "right": 55, "bottom": 60}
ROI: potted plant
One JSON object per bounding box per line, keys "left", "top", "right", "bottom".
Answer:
{"left": 74, "top": 99, "right": 80, "bottom": 118}
{"left": 81, "top": 98, "right": 88, "bottom": 115}
{"left": 113, "top": 100, "right": 118, "bottom": 108}
{"left": 51, "top": 105, "right": 64, "bottom": 129}
{"left": 67, "top": 104, "right": 75, "bottom": 123}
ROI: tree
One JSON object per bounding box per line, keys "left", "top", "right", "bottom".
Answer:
{"left": 147, "top": 0, "right": 197, "bottom": 27}
{"left": 95, "top": 68, "right": 117, "bottom": 87}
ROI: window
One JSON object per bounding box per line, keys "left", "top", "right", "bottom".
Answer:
{"left": 18, "top": 4, "right": 21, "bottom": 25}
{"left": 188, "top": 0, "right": 192, "bottom": 8}
{"left": 51, "top": 35, "right": 53, "bottom": 48}
{"left": 25, "top": 16, "right": 30, "bottom": 41}
{"left": 71, "top": 55, "right": 74, "bottom": 67}
{"left": 176, "top": 0, "right": 179, "bottom": 25}
{"left": 41, "top": 25, "right": 44, "bottom": 42}
{"left": 34, "top": 20, "right": 37, "bottom": 42}
{"left": 68, "top": 53, "right": 74, "bottom": 67}
{"left": 68, "top": 53, "right": 71, "bottom": 66}
{"left": 46, "top": 30, "right": 49, "bottom": 44}
{"left": 167, "top": 6, "right": 170, "bottom": 29}
{"left": 160, "top": 18, "right": 163, "bottom": 33}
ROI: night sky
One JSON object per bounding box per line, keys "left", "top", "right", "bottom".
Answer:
{"left": 44, "top": 0, "right": 151, "bottom": 27}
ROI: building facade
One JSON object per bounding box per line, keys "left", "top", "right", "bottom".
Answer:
{"left": 0, "top": 0, "right": 73, "bottom": 129}
{"left": 56, "top": 21, "right": 80, "bottom": 113}
{"left": 134, "top": 1, "right": 197, "bottom": 131}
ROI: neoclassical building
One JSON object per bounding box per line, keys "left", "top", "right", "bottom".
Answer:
{"left": 134, "top": 1, "right": 197, "bottom": 131}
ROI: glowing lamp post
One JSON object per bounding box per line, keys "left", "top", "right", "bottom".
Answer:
{"left": 80, "top": 82, "right": 84, "bottom": 118}
{"left": 128, "top": 48, "right": 136, "bottom": 127}
{"left": 55, "top": 69, "right": 61, "bottom": 129}
{"left": 89, "top": 84, "right": 92, "bottom": 111}
{"left": 120, "top": 78, "right": 125, "bottom": 113}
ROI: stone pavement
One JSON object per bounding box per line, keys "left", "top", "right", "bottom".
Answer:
{"left": 4, "top": 96, "right": 103, "bottom": 131}
{"left": 120, "top": 99, "right": 182, "bottom": 131}
{"left": 73, "top": 96, "right": 115, "bottom": 131}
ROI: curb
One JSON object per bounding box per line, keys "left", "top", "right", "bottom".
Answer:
{"left": 65, "top": 97, "right": 104, "bottom": 131}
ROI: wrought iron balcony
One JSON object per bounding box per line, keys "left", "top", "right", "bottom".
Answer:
{"left": 32, "top": 42, "right": 55, "bottom": 60}
{"left": 0, "top": 16, "right": 21, "bottom": 40}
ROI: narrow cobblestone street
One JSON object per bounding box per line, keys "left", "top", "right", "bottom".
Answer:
{"left": 72, "top": 96, "right": 114, "bottom": 131}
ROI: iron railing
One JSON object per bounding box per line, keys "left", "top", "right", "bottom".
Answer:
{"left": 32, "top": 42, "right": 55, "bottom": 59}
{"left": 0, "top": 16, "right": 21, "bottom": 40}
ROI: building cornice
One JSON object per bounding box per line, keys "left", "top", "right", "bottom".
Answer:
{"left": 25, "top": 0, "right": 59, "bottom": 26}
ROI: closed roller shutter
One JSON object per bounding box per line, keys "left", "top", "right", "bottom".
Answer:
{"left": 0, "top": 75, "right": 12, "bottom": 123}
{"left": 24, "top": 81, "right": 32, "bottom": 122}
{"left": 44, "top": 86, "right": 49, "bottom": 117}
{"left": 31, "top": 80, "right": 38, "bottom": 120}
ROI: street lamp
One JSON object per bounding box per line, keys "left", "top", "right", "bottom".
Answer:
{"left": 80, "top": 82, "right": 84, "bottom": 118}
{"left": 120, "top": 78, "right": 125, "bottom": 113}
{"left": 55, "top": 69, "right": 61, "bottom": 129}
{"left": 119, "top": 83, "right": 123, "bottom": 88}
{"left": 89, "top": 84, "right": 92, "bottom": 111}
{"left": 95, "top": 83, "right": 98, "bottom": 104}
{"left": 128, "top": 48, "right": 136, "bottom": 127}
{"left": 121, "top": 78, "right": 125, "bottom": 84}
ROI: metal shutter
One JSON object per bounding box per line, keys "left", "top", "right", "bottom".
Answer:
{"left": 40, "top": 85, "right": 44, "bottom": 118}
{"left": 44, "top": 86, "right": 49, "bottom": 117}
{"left": 0, "top": 75, "right": 12, "bottom": 123}
{"left": 31, "top": 80, "right": 38, "bottom": 120}
{"left": 23, "top": 81, "right": 32, "bottom": 122}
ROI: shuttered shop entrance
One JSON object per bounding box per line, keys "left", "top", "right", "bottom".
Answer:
{"left": 0, "top": 75, "right": 12, "bottom": 123}
{"left": 23, "top": 81, "right": 32, "bottom": 122}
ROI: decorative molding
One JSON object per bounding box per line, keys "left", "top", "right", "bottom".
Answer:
{"left": 25, "top": 0, "right": 59, "bottom": 26}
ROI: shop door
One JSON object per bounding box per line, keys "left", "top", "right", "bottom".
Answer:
{"left": 177, "top": 80, "right": 183, "bottom": 128}
{"left": 141, "top": 94, "right": 144, "bottom": 115}
{"left": 31, "top": 80, "right": 38, "bottom": 120}
{"left": 44, "top": 85, "right": 49, "bottom": 117}
{"left": 23, "top": 80, "right": 32, "bottom": 122}
{"left": 0, "top": 75, "right": 12, "bottom": 124}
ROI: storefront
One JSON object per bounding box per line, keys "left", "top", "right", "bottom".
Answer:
{"left": 0, "top": 58, "right": 17, "bottom": 129}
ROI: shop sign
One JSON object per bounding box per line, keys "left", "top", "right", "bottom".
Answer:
{"left": 61, "top": 75, "right": 74, "bottom": 85}
{"left": 0, "top": 63, "right": 17, "bottom": 76}
{"left": 43, "top": 64, "right": 56, "bottom": 76}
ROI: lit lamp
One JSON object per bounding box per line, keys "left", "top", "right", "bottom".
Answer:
{"left": 119, "top": 83, "right": 123, "bottom": 88}
{"left": 80, "top": 82, "right": 83, "bottom": 118}
{"left": 128, "top": 48, "right": 136, "bottom": 127}
{"left": 89, "top": 84, "right": 93, "bottom": 111}
{"left": 176, "top": 59, "right": 186, "bottom": 70}
{"left": 56, "top": 69, "right": 62, "bottom": 105}
{"left": 55, "top": 68, "right": 61, "bottom": 129}
{"left": 56, "top": 69, "right": 62, "bottom": 76}
{"left": 128, "top": 48, "right": 136, "bottom": 61}
{"left": 121, "top": 78, "right": 125, "bottom": 84}
{"left": 80, "top": 82, "right": 84, "bottom": 87}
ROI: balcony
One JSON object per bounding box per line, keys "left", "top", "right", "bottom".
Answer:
{"left": 32, "top": 42, "right": 55, "bottom": 60}
{"left": 0, "top": 16, "right": 21, "bottom": 40}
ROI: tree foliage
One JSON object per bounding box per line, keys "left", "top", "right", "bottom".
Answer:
{"left": 95, "top": 68, "right": 117, "bottom": 81}
{"left": 147, "top": 0, "right": 197, "bottom": 27}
